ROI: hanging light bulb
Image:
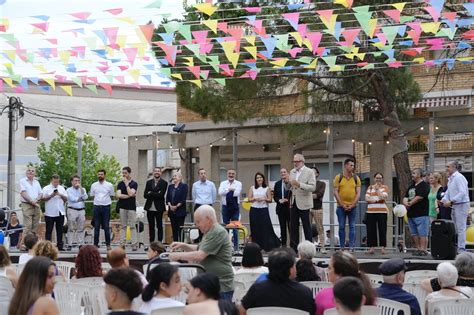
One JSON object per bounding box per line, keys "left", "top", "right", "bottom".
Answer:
{"left": 351, "top": 139, "right": 355, "bottom": 143}
{"left": 134, "top": 136, "right": 138, "bottom": 141}
{"left": 123, "top": 137, "right": 126, "bottom": 142}
{"left": 196, "top": 147, "right": 200, "bottom": 151}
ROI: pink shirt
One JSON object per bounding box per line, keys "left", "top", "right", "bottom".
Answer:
{"left": 315, "top": 287, "right": 335, "bottom": 315}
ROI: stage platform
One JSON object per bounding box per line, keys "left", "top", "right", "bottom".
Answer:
{"left": 8, "top": 247, "right": 471, "bottom": 275}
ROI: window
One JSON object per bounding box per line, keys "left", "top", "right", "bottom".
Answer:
{"left": 25, "top": 126, "right": 39, "bottom": 141}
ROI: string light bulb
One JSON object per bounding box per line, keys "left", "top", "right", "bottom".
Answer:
{"left": 210, "top": 144, "right": 213, "bottom": 147}
{"left": 435, "top": 126, "right": 439, "bottom": 130}
{"left": 134, "top": 136, "right": 138, "bottom": 141}
{"left": 420, "top": 126, "right": 424, "bottom": 130}
{"left": 351, "top": 139, "right": 355, "bottom": 143}
{"left": 196, "top": 147, "right": 200, "bottom": 151}
{"left": 386, "top": 140, "right": 390, "bottom": 144}
{"left": 368, "top": 141, "right": 372, "bottom": 145}
{"left": 123, "top": 137, "right": 126, "bottom": 142}
{"left": 169, "top": 144, "right": 173, "bottom": 149}
{"left": 223, "top": 137, "right": 226, "bottom": 141}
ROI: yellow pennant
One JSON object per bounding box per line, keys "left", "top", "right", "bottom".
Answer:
{"left": 412, "top": 57, "right": 425, "bottom": 64}
{"left": 59, "top": 51, "right": 71, "bottom": 65}
{"left": 116, "top": 17, "right": 135, "bottom": 24}
{"left": 128, "top": 69, "right": 140, "bottom": 82}
{"left": 105, "top": 46, "right": 115, "bottom": 56}
{"left": 368, "top": 19, "right": 378, "bottom": 38}
{"left": 227, "top": 53, "right": 239, "bottom": 68}
{"left": 183, "top": 57, "right": 194, "bottom": 67}
{"left": 203, "top": 20, "right": 218, "bottom": 34}
{"left": 270, "top": 58, "right": 288, "bottom": 68}
{"left": 189, "top": 79, "right": 202, "bottom": 88}
{"left": 60, "top": 85, "right": 73, "bottom": 96}
{"left": 334, "top": 0, "right": 352, "bottom": 9}
{"left": 2, "top": 77, "right": 14, "bottom": 88}
{"left": 193, "top": 3, "right": 218, "bottom": 17}
{"left": 392, "top": 2, "right": 406, "bottom": 12}
{"left": 303, "top": 38, "right": 312, "bottom": 52}
{"left": 117, "top": 35, "right": 127, "bottom": 49}
{"left": 329, "top": 65, "right": 344, "bottom": 72}
{"left": 421, "top": 22, "right": 440, "bottom": 34}
{"left": 244, "top": 36, "right": 256, "bottom": 46}
{"left": 170, "top": 74, "right": 182, "bottom": 80}
{"left": 290, "top": 32, "right": 303, "bottom": 47}
{"left": 44, "top": 78, "right": 55, "bottom": 90}
{"left": 244, "top": 46, "right": 257, "bottom": 59}
{"left": 306, "top": 58, "right": 318, "bottom": 69}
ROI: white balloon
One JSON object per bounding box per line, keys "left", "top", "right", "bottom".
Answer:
{"left": 393, "top": 204, "right": 407, "bottom": 217}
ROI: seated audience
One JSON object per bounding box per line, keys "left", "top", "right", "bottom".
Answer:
{"left": 19, "top": 232, "right": 38, "bottom": 264}
{"left": 376, "top": 258, "right": 421, "bottom": 315}
{"left": 239, "top": 247, "right": 315, "bottom": 315}
{"left": 108, "top": 247, "right": 148, "bottom": 287}
{"left": 296, "top": 258, "right": 319, "bottom": 282}
{"left": 422, "top": 252, "right": 474, "bottom": 292}
{"left": 333, "top": 277, "right": 366, "bottom": 315}
{"left": 138, "top": 263, "right": 184, "bottom": 314}
{"left": 104, "top": 268, "right": 145, "bottom": 315}
{"left": 425, "top": 262, "right": 473, "bottom": 314}
{"left": 314, "top": 251, "right": 375, "bottom": 315}
{"left": 7, "top": 211, "right": 23, "bottom": 248}
{"left": 147, "top": 241, "right": 166, "bottom": 262}
{"left": 34, "top": 240, "right": 65, "bottom": 278}
{"left": 235, "top": 243, "right": 268, "bottom": 275}
{"left": 184, "top": 273, "right": 238, "bottom": 315}
{"left": 74, "top": 244, "right": 103, "bottom": 279}
{"left": 0, "top": 245, "right": 18, "bottom": 287}
{"left": 8, "top": 256, "right": 60, "bottom": 315}
{"left": 297, "top": 240, "right": 326, "bottom": 281}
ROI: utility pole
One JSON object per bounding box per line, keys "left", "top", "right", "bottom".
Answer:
{"left": 76, "top": 137, "right": 83, "bottom": 178}
{"left": 327, "top": 122, "right": 335, "bottom": 251}
{"left": 232, "top": 128, "right": 238, "bottom": 174}
{"left": 1, "top": 96, "right": 23, "bottom": 209}
{"left": 428, "top": 114, "right": 435, "bottom": 173}
{"left": 152, "top": 131, "right": 159, "bottom": 169}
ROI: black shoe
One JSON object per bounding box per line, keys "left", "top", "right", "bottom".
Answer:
{"left": 57, "top": 247, "right": 64, "bottom": 251}
{"left": 412, "top": 250, "right": 421, "bottom": 256}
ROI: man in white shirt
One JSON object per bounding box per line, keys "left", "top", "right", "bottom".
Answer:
{"left": 192, "top": 168, "right": 217, "bottom": 210}
{"left": 218, "top": 168, "right": 242, "bottom": 250}
{"left": 90, "top": 169, "right": 115, "bottom": 250}
{"left": 66, "top": 175, "right": 88, "bottom": 249}
{"left": 441, "top": 161, "right": 471, "bottom": 252}
{"left": 19, "top": 167, "right": 43, "bottom": 239}
{"left": 42, "top": 174, "right": 67, "bottom": 250}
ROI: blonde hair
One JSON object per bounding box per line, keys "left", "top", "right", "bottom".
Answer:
{"left": 431, "top": 172, "right": 442, "bottom": 185}
{"left": 34, "top": 240, "right": 58, "bottom": 261}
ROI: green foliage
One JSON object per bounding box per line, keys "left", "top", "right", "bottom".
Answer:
{"left": 31, "top": 128, "right": 121, "bottom": 190}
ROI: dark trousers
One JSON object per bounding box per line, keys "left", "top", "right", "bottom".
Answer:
{"left": 170, "top": 216, "right": 186, "bottom": 242}
{"left": 147, "top": 210, "right": 164, "bottom": 243}
{"left": 93, "top": 205, "right": 111, "bottom": 246}
{"left": 45, "top": 215, "right": 64, "bottom": 248}
{"left": 290, "top": 205, "right": 312, "bottom": 251}
{"left": 222, "top": 204, "right": 240, "bottom": 250}
{"left": 366, "top": 213, "right": 387, "bottom": 247}
{"left": 277, "top": 206, "right": 291, "bottom": 246}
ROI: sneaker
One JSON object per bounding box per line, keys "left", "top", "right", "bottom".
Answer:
{"left": 419, "top": 250, "right": 429, "bottom": 256}
{"left": 106, "top": 245, "right": 112, "bottom": 251}
{"left": 412, "top": 250, "right": 421, "bottom": 256}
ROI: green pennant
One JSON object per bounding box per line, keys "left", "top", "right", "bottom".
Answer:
{"left": 11, "top": 74, "right": 22, "bottom": 83}
{"left": 362, "top": 63, "right": 375, "bottom": 70}
{"left": 379, "top": 45, "right": 394, "bottom": 51}
{"left": 105, "top": 74, "right": 114, "bottom": 83}
{"left": 354, "top": 11, "right": 373, "bottom": 37}
{"left": 436, "top": 28, "right": 456, "bottom": 40}
{"left": 26, "top": 53, "right": 35, "bottom": 63}
{"left": 196, "top": 54, "right": 207, "bottom": 63}
{"left": 71, "top": 77, "right": 83, "bottom": 87}
{"left": 400, "top": 16, "right": 415, "bottom": 23}
{"left": 0, "top": 33, "right": 16, "bottom": 41}
{"left": 382, "top": 26, "right": 399, "bottom": 45}
{"left": 338, "top": 45, "right": 354, "bottom": 53}
{"left": 214, "top": 78, "right": 226, "bottom": 86}
{"left": 184, "top": 43, "right": 200, "bottom": 57}
{"left": 159, "top": 67, "right": 171, "bottom": 75}
{"left": 274, "top": 34, "right": 290, "bottom": 51}
{"left": 352, "top": 5, "right": 370, "bottom": 13}
{"left": 164, "top": 21, "right": 182, "bottom": 34}
{"left": 85, "top": 84, "right": 98, "bottom": 94}
{"left": 373, "top": 52, "right": 383, "bottom": 58}
{"left": 207, "top": 55, "right": 220, "bottom": 72}
{"left": 144, "top": 0, "right": 162, "bottom": 9}
{"left": 322, "top": 56, "right": 337, "bottom": 66}
{"left": 296, "top": 56, "right": 313, "bottom": 64}
{"left": 179, "top": 24, "right": 192, "bottom": 41}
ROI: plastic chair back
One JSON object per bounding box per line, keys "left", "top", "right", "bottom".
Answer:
{"left": 428, "top": 298, "right": 474, "bottom": 315}
{"left": 247, "top": 306, "right": 309, "bottom": 315}
{"left": 377, "top": 297, "right": 411, "bottom": 315}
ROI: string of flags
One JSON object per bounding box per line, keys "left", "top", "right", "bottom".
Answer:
{"left": 153, "top": 0, "right": 474, "bottom": 87}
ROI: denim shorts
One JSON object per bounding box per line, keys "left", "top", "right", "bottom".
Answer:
{"left": 408, "top": 216, "right": 430, "bottom": 237}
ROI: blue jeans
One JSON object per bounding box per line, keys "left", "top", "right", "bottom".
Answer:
{"left": 222, "top": 205, "right": 239, "bottom": 250}
{"left": 220, "top": 290, "right": 234, "bottom": 301}
{"left": 336, "top": 206, "right": 357, "bottom": 248}
{"left": 93, "top": 205, "right": 111, "bottom": 246}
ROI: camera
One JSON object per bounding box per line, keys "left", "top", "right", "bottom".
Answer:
{"left": 54, "top": 189, "right": 58, "bottom": 193}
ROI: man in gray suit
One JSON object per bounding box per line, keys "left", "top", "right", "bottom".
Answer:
{"left": 288, "top": 153, "right": 316, "bottom": 251}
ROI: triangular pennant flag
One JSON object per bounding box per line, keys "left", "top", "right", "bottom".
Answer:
{"left": 203, "top": 20, "right": 218, "bottom": 33}
{"left": 306, "top": 58, "right": 318, "bottom": 69}
{"left": 282, "top": 13, "right": 300, "bottom": 30}
{"left": 123, "top": 47, "right": 138, "bottom": 65}
{"left": 287, "top": 47, "right": 303, "bottom": 58}
{"left": 60, "top": 85, "right": 73, "bottom": 96}
{"left": 44, "top": 78, "right": 55, "bottom": 90}
{"left": 139, "top": 24, "right": 154, "bottom": 44}
{"left": 341, "top": 28, "right": 360, "bottom": 47}
{"left": 178, "top": 24, "right": 192, "bottom": 41}
{"left": 274, "top": 34, "right": 290, "bottom": 51}
{"left": 193, "top": 3, "right": 217, "bottom": 17}
{"left": 296, "top": 56, "right": 313, "bottom": 64}
{"left": 322, "top": 56, "right": 337, "bottom": 67}
{"left": 425, "top": 7, "right": 441, "bottom": 22}
{"left": 104, "top": 8, "right": 123, "bottom": 15}
{"left": 306, "top": 32, "right": 323, "bottom": 54}
{"left": 421, "top": 22, "right": 440, "bottom": 34}
{"left": 270, "top": 58, "right": 288, "bottom": 68}
{"left": 3, "top": 78, "right": 15, "bottom": 88}
{"left": 31, "top": 22, "right": 49, "bottom": 32}
{"left": 189, "top": 80, "right": 202, "bottom": 88}
{"left": 71, "top": 77, "right": 83, "bottom": 87}
{"left": 171, "top": 74, "right": 183, "bottom": 80}
{"left": 192, "top": 30, "right": 209, "bottom": 43}
{"left": 99, "top": 83, "right": 113, "bottom": 95}
{"left": 70, "top": 12, "right": 91, "bottom": 20}
{"left": 334, "top": 0, "right": 353, "bottom": 9}
{"left": 244, "top": 46, "right": 257, "bottom": 59}
{"left": 200, "top": 70, "right": 210, "bottom": 80}
{"left": 244, "top": 36, "right": 256, "bottom": 46}
{"left": 145, "top": 0, "right": 162, "bottom": 8}
{"left": 316, "top": 10, "right": 337, "bottom": 34}
{"left": 186, "top": 66, "right": 201, "bottom": 79}
{"left": 163, "top": 21, "right": 181, "bottom": 34}
{"left": 214, "top": 78, "right": 226, "bottom": 86}
{"left": 353, "top": 10, "right": 372, "bottom": 36}
{"left": 381, "top": 26, "right": 400, "bottom": 45}
{"left": 128, "top": 69, "right": 140, "bottom": 82}
{"left": 392, "top": 2, "right": 406, "bottom": 12}
{"left": 260, "top": 36, "right": 277, "bottom": 58}
{"left": 156, "top": 42, "right": 177, "bottom": 66}
{"left": 290, "top": 32, "right": 303, "bottom": 47}
{"left": 383, "top": 10, "right": 401, "bottom": 23}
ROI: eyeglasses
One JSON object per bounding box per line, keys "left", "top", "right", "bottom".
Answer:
{"left": 293, "top": 160, "right": 303, "bottom": 163}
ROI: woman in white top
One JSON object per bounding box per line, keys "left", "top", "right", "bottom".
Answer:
{"left": 425, "top": 262, "right": 473, "bottom": 314}
{"left": 248, "top": 172, "right": 280, "bottom": 252}
{"left": 139, "top": 263, "right": 184, "bottom": 314}
{"left": 235, "top": 243, "right": 269, "bottom": 275}
{"left": 0, "top": 245, "right": 18, "bottom": 287}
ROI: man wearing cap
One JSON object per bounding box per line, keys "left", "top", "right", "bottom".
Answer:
{"left": 376, "top": 258, "right": 421, "bottom": 315}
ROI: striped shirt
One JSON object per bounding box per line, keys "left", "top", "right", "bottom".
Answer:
{"left": 365, "top": 184, "right": 389, "bottom": 213}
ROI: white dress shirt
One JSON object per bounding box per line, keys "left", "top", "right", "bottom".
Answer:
{"left": 218, "top": 179, "right": 242, "bottom": 205}
{"left": 42, "top": 184, "right": 66, "bottom": 217}
{"left": 90, "top": 180, "right": 115, "bottom": 206}
{"left": 442, "top": 171, "right": 470, "bottom": 204}
{"left": 67, "top": 187, "right": 88, "bottom": 209}
{"left": 192, "top": 180, "right": 217, "bottom": 205}
{"left": 19, "top": 177, "right": 42, "bottom": 202}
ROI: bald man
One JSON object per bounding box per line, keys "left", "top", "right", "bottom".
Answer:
{"left": 107, "top": 247, "right": 148, "bottom": 287}
{"left": 169, "top": 205, "right": 234, "bottom": 300}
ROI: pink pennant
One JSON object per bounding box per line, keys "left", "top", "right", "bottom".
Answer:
{"left": 407, "top": 30, "right": 421, "bottom": 45}
{"left": 31, "top": 22, "right": 49, "bottom": 32}
{"left": 118, "top": 65, "right": 129, "bottom": 71}
{"left": 104, "top": 8, "right": 123, "bottom": 15}
{"left": 387, "top": 61, "right": 403, "bottom": 68}
{"left": 341, "top": 28, "right": 360, "bottom": 47}
{"left": 401, "top": 50, "right": 418, "bottom": 57}
{"left": 306, "top": 32, "right": 322, "bottom": 54}
{"left": 375, "top": 32, "right": 387, "bottom": 45}
{"left": 88, "top": 77, "right": 98, "bottom": 84}
{"left": 78, "top": 76, "right": 88, "bottom": 84}
{"left": 282, "top": 12, "right": 300, "bottom": 30}
{"left": 200, "top": 70, "right": 210, "bottom": 80}
{"left": 219, "top": 64, "right": 234, "bottom": 76}
{"left": 114, "top": 76, "right": 125, "bottom": 84}
{"left": 14, "top": 86, "right": 25, "bottom": 93}
{"left": 140, "top": 24, "right": 155, "bottom": 44}
{"left": 186, "top": 66, "right": 201, "bottom": 79}
{"left": 97, "top": 66, "right": 109, "bottom": 73}
{"left": 192, "top": 30, "right": 209, "bottom": 43}
{"left": 123, "top": 47, "right": 138, "bottom": 65}
{"left": 99, "top": 83, "right": 113, "bottom": 96}
{"left": 103, "top": 27, "right": 119, "bottom": 45}
{"left": 156, "top": 42, "right": 177, "bottom": 66}
{"left": 217, "top": 22, "right": 228, "bottom": 33}
{"left": 199, "top": 43, "right": 214, "bottom": 54}
{"left": 356, "top": 62, "right": 369, "bottom": 67}
{"left": 463, "top": 30, "right": 474, "bottom": 40}
{"left": 314, "top": 47, "right": 326, "bottom": 57}
{"left": 55, "top": 75, "right": 66, "bottom": 82}
{"left": 287, "top": 47, "right": 303, "bottom": 58}
{"left": 424, "top": 60, "right": 436, "bottom": 67}
{"left": 426, "top": 38, "right": 444, "bottom": 50}
{"left": 383, "top": 9, "right": 401, "bottom": 23}
{"left": 179, "top": 40, "right": 190, "bottom": 45}
{"left": 443, "top": 12, "right": 457, "bottom": 22}
{"left": 71, "top": 46, "right": 85, "bottom": 58}
{"left": 253, "top": 21, "right": 266, "bottom": 36}
{"left": 316, "top": 10, "right": 334, "bottom": 23}
{"left": 244, "top": 7, "right": 262, "bottom": 13}
{"left": 228, "top": 28, "right": 243, "bottom": 41}
{"left": 46, "top": 38, "right": 58, "bottom": 45}
{"left": 425, "top": 7, "right": 440, "bottom": 22}
{"left": 70, "top": 12, "right": 91, "bottom": 20}
{"left": 297, "top": 24, "right": 307, "bottom": 39}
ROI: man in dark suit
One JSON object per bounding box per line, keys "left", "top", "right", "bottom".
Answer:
{"left": 144, "top": 167, "right": 168, "bottom": 243}
{"left": 273, "top": 168, "right": 291, "bottom": 247}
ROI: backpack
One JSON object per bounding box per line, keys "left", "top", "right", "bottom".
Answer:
{"left": 337, "top": 173, "right": 360, "bottom": 193}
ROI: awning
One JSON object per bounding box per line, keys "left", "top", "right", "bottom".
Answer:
{"left": 412, "top": 95, "right": 471, "bottom": 110}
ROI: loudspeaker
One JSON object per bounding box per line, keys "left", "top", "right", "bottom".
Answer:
{"left": 431, "top": 219, "right": 457, "bottom": 260}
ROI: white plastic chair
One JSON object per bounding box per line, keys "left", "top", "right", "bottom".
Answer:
{"left": 404, "top": 270, "right": 437, "bottom": 284}
{"left": 72, "top": 276, "right": 104, "bottom": 287}
{"left": 0, "top": 276, "right": 14, "bottom": 315}
{"left": 90, "top": 285, "right": 108, "bottom": 315}
{"left": 151, "top": 306, "right": 185, "bottom": 315}
{"left": 55, "top": 261, "right": 75, "bottom": 280}
{"left": 324, "top": 306, "right": 379, "bottom": 315}
{"left": 367, "top": 274, "right": 384, "bottom": 287}
{"left": 101, "top": 262, "right": 112, "bottom": 274}
{"left": 54, "top": 282, "right": 88, "bottom": 315}
{"left": 403, "top": 282, "right": 428, "bottom": 313}
{"left": 428, "top": 298, "right": 474, "bottom": 315}
{"left": 247, "top": 306, "right": 309, "bottom": 315}
{"left": 301, "top": 281, "right": 333, "bottom": 296}
{"left": 377, "top": 297, "right": 411, "bottom": 315}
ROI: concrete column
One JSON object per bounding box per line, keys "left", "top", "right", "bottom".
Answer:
{"left": 280, "top": 144, "right": 294, "bottom": 170}
{"left": 128, "top": 146, "right": 149, "bottom": 206}
{"left": 199, "top": 145, "right": 220, "bottom": 185}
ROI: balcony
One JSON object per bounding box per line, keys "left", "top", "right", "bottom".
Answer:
{"left": 407, "top": 134, "right": 472, "bottom": 153}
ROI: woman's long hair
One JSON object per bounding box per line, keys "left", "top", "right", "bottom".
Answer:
{"left": 75, "top": 245, "right": 103, "bottom": 278}
{"left": 8, "top": 256, "right": 55, "bottom": 315}
{"left": 254, "top": 172, "right": 267, "bottom": 188}
{"left": 142, "top": 263, "right": 179, "bottom": 302}
{"left": 330, "top": 251, "right": 376, "bottom": 305}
